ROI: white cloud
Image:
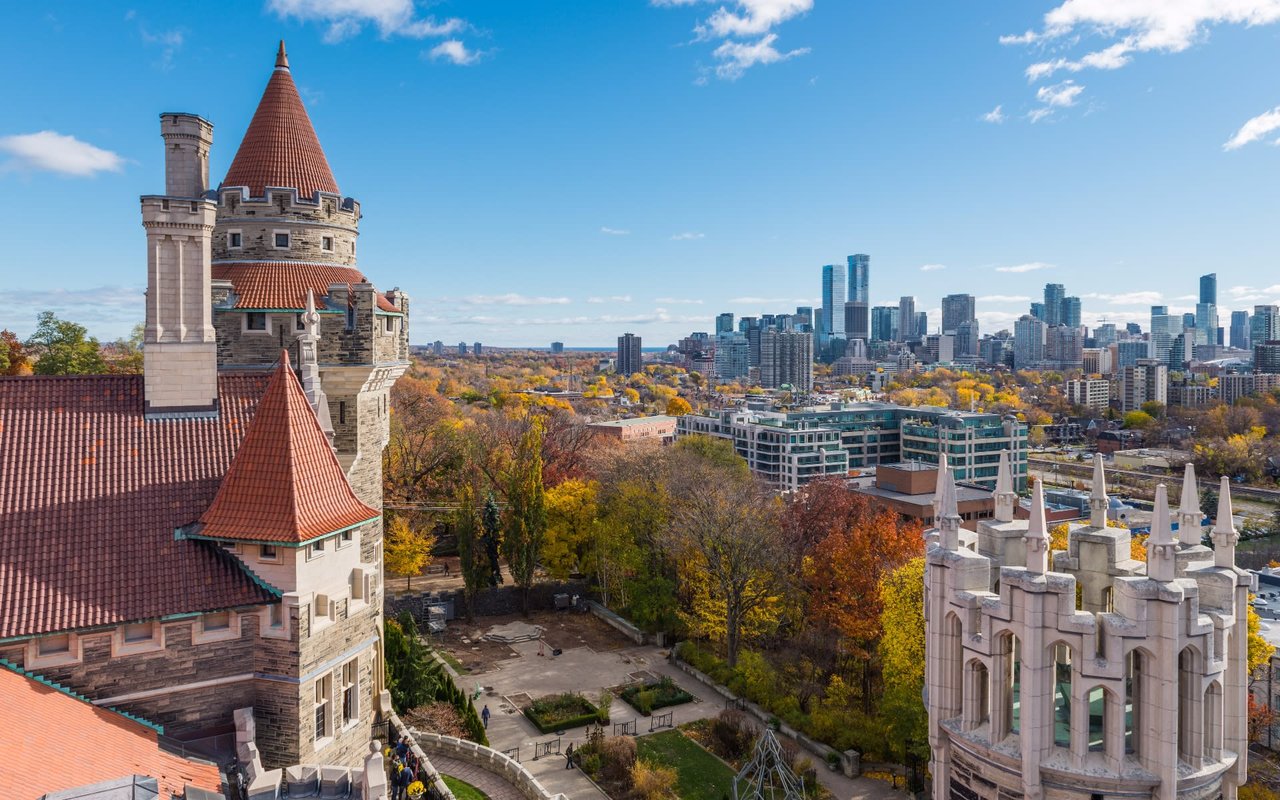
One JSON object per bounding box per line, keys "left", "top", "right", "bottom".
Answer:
{"left": 670, "top": 231, "right": 706, "bottom": 240}
{"left": 1224, "top": 106, "right": 1280, "bottom": 150}
{"left": 920, "top": 264, "right": 946, "bottom": 272}
{"left": 268, "top": 0, "right": 466, "bottom": 42}
{"left": 1081, "top": 290, "right": 1164, "bottom": 304}
{"left": 0, "top": 285, "right": 143, "bottom": 339}
{"left": 978, "top": 294, "right": 1032, "bottom": 303}
{"left": 138, "top": 25, "right": 185, "bottom": 70}
{"left": 1025, "top": 41, "right": 1134, "bottom": 81}
{"left": 600, "top": 226, "right": 631, "bottom": 235}
{"left": 587, "top": 295, "right": 634, "bottom": 304}
{"left": 1027, "top": 107, "right": 1056, "bottom": 123}
{"left": 982, "top": 105, "right": 1005, "bottom": 124}
{"left": 655, "top": 0, "right": 812, "bottom": 80}
{"left": 1036, "top": 80, "right": 1084, "bottom": 108}
{"left": 712, "top": 34, "right": 810, "bottom": 79}
{"left": 994, "top": 262, "right": 1053, "bottom": 273}
{"left": 460, "top": 293, "right": 570, "bottom": 306}
{"left": 0, "top": 131, "right": 124, "bottom": 177}
{"left": 427, "top": 40, "right": 481, "bottom": 66}
{"left": 656, "top": 297, "right": 705, "bottom": 305}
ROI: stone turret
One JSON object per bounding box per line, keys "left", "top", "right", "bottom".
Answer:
{"left": 1088, "top": 453, "right": 1108, "bottom": 528}
{"left": 1212, "top": 476, "right": 1240, "bottom": 568}
{"left": 993, "top": 450, "right": 1017, "bottom": 523}
{"left": 1024, "top": 479, "right": 1049, "bottom": 573}
{"left": 1177, "top": 462, "right": 1203, "bottom": 544}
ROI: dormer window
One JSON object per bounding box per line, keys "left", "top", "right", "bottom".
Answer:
{"left": 273, "top": 231, "right": 291, "bottom": 249}
{"left": 322, "top": 236, "right": 334, "bottom": 252}
{"left": 228, "top": 231, "right": 243, "bottom": 249}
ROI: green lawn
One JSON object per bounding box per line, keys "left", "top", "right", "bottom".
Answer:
{"left": 441, "top": 775, "right": 489, "bottom": 800}
{"left": 637, "top": 729, "right": 738, "bottom": 800}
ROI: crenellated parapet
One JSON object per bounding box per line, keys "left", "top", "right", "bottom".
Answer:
{"left": 926, "top": 455, "right": 1253, "bottom": 800}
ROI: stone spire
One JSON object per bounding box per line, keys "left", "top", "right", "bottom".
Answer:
{"left": 1089, "top": 453, "right": 1109, "bottom": 528}
{"left": 1211, "top": 475, "right": 1240, "bottom": 568}
{"left": 1025, "top": 479, "right": 1049, "bottom": 574}
{"left": 275, "top": 39, "right": 289, "bottom": 70}
{"left": 1147, "top": 484, "right": 1178, "bottom": 581}
{"left": 298, "top": 290, "right": 334, "bottom": 444}
{"left": 994, "top": 450, "right": 1017, "bottom": 523}
{"left": 938, "top": 459, "right": 962, "bottom": 551}
{"left": 1176, "top": 462, "right": 1202, "bottom": 545}
{"left": 931, "top": 453, "right": 949, "bottom": 521}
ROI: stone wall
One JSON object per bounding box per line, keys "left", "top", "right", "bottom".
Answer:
{"left": 386, "top": 582, "right": 591, "bottom": 626}
{"left": 214, "top": 188, "right": 359, "bottom": 266}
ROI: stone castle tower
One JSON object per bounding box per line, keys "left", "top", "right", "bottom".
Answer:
{"left": 925, "top": 453, "right": 1250, "bottom": 800}
{"left": 140, "top": 41, "right": 410, "bottom": 768}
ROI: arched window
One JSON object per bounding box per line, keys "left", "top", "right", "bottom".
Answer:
{"left": 1053, "top": 642, "right": 1073, "bottom": 748}
{"left": 995, "top": 632, "right": 1022, "bottom": 738}
{"left": 1087, "top": 686, "right": 1107, "bottom": 751}
{"left": 1204, "top": 681, "right": 1223, "bottom": 761}
{"left": 941, "top": 614, "right": 963, "bottom": 719}
{"left": 1125, "top": 650, "right": 1144, "bottom": 755}
{"left": 964, "top": 659, "right": 990, "bottom": 730}
{"left": 1179, "top": 646, "right": 1203, "bottom": 764}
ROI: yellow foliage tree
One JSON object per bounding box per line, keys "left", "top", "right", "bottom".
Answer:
{"left": 384, "top": 515, "right": 436, "bottom": 591}
{"left": 878, "top": 557, "right": 928, "bottom": 751}
{"left": 542, "top": 479, "right": 599, "bottom": 579}
{"left": 666, "top": 396, "right": 692, "bottom": 416}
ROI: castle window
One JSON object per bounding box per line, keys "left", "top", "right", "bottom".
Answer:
{"left": 310, "top": 538, "right": 325, "bottom": 560}
{"left": 270, "top": 603, "right": 284, "bottom": 629}
{"left": 339, "top": 529, "right": 352, "bottom": 547}
{"left": 1052, "top": 643, "right": 1073, "bottom": 748}
{"left": 273, "top": 231, "right": 290, "bottom": 249}
{"left": 228, "top": 230, "right": 242, "bottom": 249}
{"left": 339, "top": 402, "right": 347, "bottom": 425}
{"left": 322, "top": 236, "right": 334, "bottom": 252}
{"left": 1088, "top": 687, "right": 1106, "bottom": 751}
{"left": 203, "top": 612, "right": 230, "bottom": 632}
{"left": 315, "top": 675, "right": 333, "bottom": 741}
{"left": 123, "top": 622, "right": 155, "bottom": 643}
{"left": 260, "top": 544, "right": 278, "bottom": 561}
{"left": 246, "top": 312, "right": 267, "bottom": 332}
{"left": 38, "top": 635, "right": 70, "bottom": 656}
{"left": 296, "top": 314, "right": 306, "bottom": 331}
{"left": 351, "top": 568, "right": 367, "bottom": 602}
{"left": 342, "top": 659, "right": 359, "bottom": 726}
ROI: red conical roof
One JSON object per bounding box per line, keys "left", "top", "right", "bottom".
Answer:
{"left": 222, "top": 41, "right": 340, "bottom": 198}
{"left": 197, "top": 351, "right": 376, "bottom": 543}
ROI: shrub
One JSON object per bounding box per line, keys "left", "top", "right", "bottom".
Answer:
{"left": 620, "top": 679, "right": 695, "bottom": 715}
{"left": 709, "top": 709, "right": 754, "bottom": 762}
{"left": 596, "top": 689, "right": 613, "bottom": 725}
{"left": 634, "top": 689, "right": 656, "bottom": 715}
{"left": 578, "top": 753, "right": 602, "bottom": 776}
{"left": 598, "top": 736, "right": 637, "bottom": 784}
{"left": 524, "top": 692, "right": 603, "bottom": 733}
{"left": 631, "top": 759, "right": 678, "bottom": 800}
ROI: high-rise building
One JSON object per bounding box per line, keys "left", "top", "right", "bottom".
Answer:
{"left": 1082, "top": 347, "right": 1113, "bottom": 376}
{"left": 847, "top": 254, "right": 870, "bottom": 303}
{"left": 458, "top": 341, "right": 468, "bottom": 356}
{"left": 916, "top": 311, "right": 929, "bottom": 339}
{"left": 844, "top": 301, "right": 870, "bottom": 342}
{"left": 1256, "top": 341, "right": 1280, "bottom": 375}
{"left": 1013, "top": 315, "right": 1046, "bottom": 369}
{"left": 793, "top": 307, "right": 812, "bottom": 329}
{"left": 898, "top": 296, "right": 917, "bottom": 341}
{"left": 1196, "top": 302, "right": 1218, "bottom": 346}
{"left": 1116, "top": 340, "right": 1149, "bottom": 369}
{"left": 550, "top": 341, "right": 564, "bottom": 354}
{"left": 1093, "top": 324, "right": 1117, "bottom": 348}
{"left": 1228, "top": 311, "right": 1250, "bottom": 350}
{"left": 1149, "top": 305, "right": 1176, "bottom": 365}
{"left": 1060, "top": 296, "right": 1081, "bottom": 329}
{"left": 432, "top": 340, "right": 444, "bottom": 356}
{"left": 941, "top": 293, "right": 976, "bottom": 334}
{"left": 1121, "top": 359, "right": 1168, "bottom": 410}
{"left": 1201, "top": 272, "right": 1217, "bottom": 305}
{"left": 473, "top": 342, "right": 483, "bottom": 355}
{"left": 955, "top": 319, "right": 980, "bottom": 358}
{"left": 871, "top": 306, "right": 896, "bottom": 342}
{"left": 1126, "top": 322, "right": 1142, "bottom": 335}
{"left": 715, "top": 312, "right": 734, "bottom": 334}
{"left": 1183, "top": 312, "right": 1197, "bottom": 330}
{"left": 713, "top": 332, "right": 749, "bottom": 380}
{"left": 1043, "top": 283, "right": 1065, "bottom": 326}
{"left": 1168, "top": 332, "right": 1193, "bottom": 370}
{"left": 759, "top": 330, "right": 814, "bottom": 392}
{"left": 1065, "top": 378, "right": 1110, "bottom": 410}
{"left": 1030, "top": 302, "right": 1046, "bottom": 321}
{"left": 1252, "top": 306, "right": 1280, "bottom": 346}
{"left": 617, "top": 332, "right": 642, "bottom": 376}
{"left": 924, "top": 334, "right": 955, "bottom": 364}
{"left": 1047, "top": 325, "right": 1083, "bottom": 368}
{"left": 822, "top": 264, "right": 846, "bottom": 335}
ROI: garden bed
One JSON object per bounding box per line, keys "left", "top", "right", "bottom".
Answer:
{"left": 636, "top": 729, "right": 738, "bottom": 800}
{"left": 523, "top": 692, "right": 606, "bottom": 734}
{"left": 619, "top": 676, "right": 694, "bottom": 715}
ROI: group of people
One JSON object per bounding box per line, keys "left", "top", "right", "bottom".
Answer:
{"left": 387, "top": 736, "right": 421, "bottom": 800}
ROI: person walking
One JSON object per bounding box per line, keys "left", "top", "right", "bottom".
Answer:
{"left": 564, "top": 742, "right": 575, "bottom": 770}
{"left": 481, "top": 704, "right": 491, "bottom": 729}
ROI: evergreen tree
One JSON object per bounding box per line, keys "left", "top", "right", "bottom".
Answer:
{"left": 482, "top": 491, "right": 503, "bottom": 586}
{"left": 455, "top": 484, "right": 487, "bottom": 621}
{"left": 503, "top": 417, "right": 546, "bottom": 616}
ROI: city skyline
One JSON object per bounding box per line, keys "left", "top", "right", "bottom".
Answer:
{"left": 5, "top": 2, "right": 1280, "bottom": 346}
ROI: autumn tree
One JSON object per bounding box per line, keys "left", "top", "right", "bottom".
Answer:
{"left": 666, "top": 396, "right": 692, "bottom": 416}
{"left": 27, "top": 311, "right": 106, "bottom": 375}
{"left": 0, "top": 329, "right": 30, "bottom": 375}
{"left": 503, "top": 416, "right": 546, "bottom": 616}
{"left": 384, "top": 515, "right": 435, "bottom": 591}
{"left": 879, "top": 557, "right": 928, "bottom": 755}
{"left": 666, "top": 435, "right": 786, "bottom": 667}
{"left": 105, "top": 322, "right": 145, "bottom": 375}
{"left": 542, "top": 478, "right": 599, "bottom": 579}
{"left": 454, "top": 484, "right": 487, "bottom": 621}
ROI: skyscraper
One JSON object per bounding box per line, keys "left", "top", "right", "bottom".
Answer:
{"left": 915, "top": 311, "right": 929, "bottom": 339}
{"left": 844, "top": 301, "right": 870, "bottom": 342}
{"left": 793, "top": 307, "right": 813, "bottom": 329}
{"left": 898, "top": 296, "right": 916, "bottom": 341}
{"left": 1230, "top": 310, "right": 1250, "bottom": 350}
{"left": 1060, "top": 296, "right": 1081, "bottom": 329}
{"left": 715, "top": 312, "right": 734, "bottom": 334}
{"left": 871, "top": 306, "right": 896, "bottom": 342}
{"left": 1043, "top": 284, "right": 1065, "bottom": 326}
{"left": 847, "top": 254, "right": 870, "bottom": 303}
{"left": 1253, "top": 306, "right": 1280, "bottom": 347}
{"left": 941, "top": 294, "right": 976, "bottom": 334}
{"left": 713, "top": 332, "right": 749, "bottom": 380}
{"left": 617, "top": 332, "right": 641, "bottom": 376}
{"left": 760, "top": 330, "right": 814, "bottom": 392}
{"left": 1013, "top": 314, "right": 1046, "bottom": 369}
{"left": 955, "top": 319, "right": 980, "bottom": 358}
{"left": 1149, "top": 305, "right": 1175, "bottom": 365}
{"left": 550, "top": 341, "right": 564, "bottom": 354}
{"left": 821, "top": 264, "right": 846, "bottom": 336}
{"left": 1200, "top": 273, "right": 1217, "bottom": 305}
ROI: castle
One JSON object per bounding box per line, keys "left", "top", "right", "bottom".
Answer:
{"left": 0, "top": 42, "right": 409, "bottom": 772}
{"left": 925, "top": 453, "right": 1251, "bottom": 800}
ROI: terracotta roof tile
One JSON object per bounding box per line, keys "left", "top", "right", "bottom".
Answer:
{"left": 0, "top": 374, "right": 276, "bottom": 639}
{"left": 198, "top": 352, "right": 377, "bottom": 543}
{"left": 222, "top": 43, "right": 339, "bottom": 198}
{"left": 212, "top": 262, "right": 401, "bottom": 313}
{"left": 0, "top": 663, "right": 223, "bottom": 799}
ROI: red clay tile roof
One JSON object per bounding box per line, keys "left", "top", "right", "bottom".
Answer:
{"left": 222, "top": 43, "right": 339, "bottom": 199}
{"left": 197, "top": 353, "right": 377, "bottom": 544}
{"left": 212, "top": 262, "right": 402, "bottom": 312}
{"left": 0, "top": 664, "right": 223, "bottom": 799}
{"left": 0, "top": 374, "right": 277, "bottom": 639}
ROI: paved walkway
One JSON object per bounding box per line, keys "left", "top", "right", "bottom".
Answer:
{"left": 427, "top": 752, "right": 525, "bottom": 800}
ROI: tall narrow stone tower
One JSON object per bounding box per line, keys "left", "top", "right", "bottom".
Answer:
{"left": 141, "top": 112, "right": 218, "bottom": 415}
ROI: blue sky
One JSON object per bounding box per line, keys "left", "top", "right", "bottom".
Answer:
{"left": 3, "top": 1, "right": 1280, "bottom": 347}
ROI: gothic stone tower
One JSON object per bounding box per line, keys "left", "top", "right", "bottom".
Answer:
{"left": 925, "top": 454, "right": 1250, "bottom": 800}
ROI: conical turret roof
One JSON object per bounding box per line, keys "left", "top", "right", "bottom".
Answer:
{"left": 222, "top": 41, "right": 340, "bottom": 199}
{"left": 197, "top": 351, "right": 377, "bottom": 543}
